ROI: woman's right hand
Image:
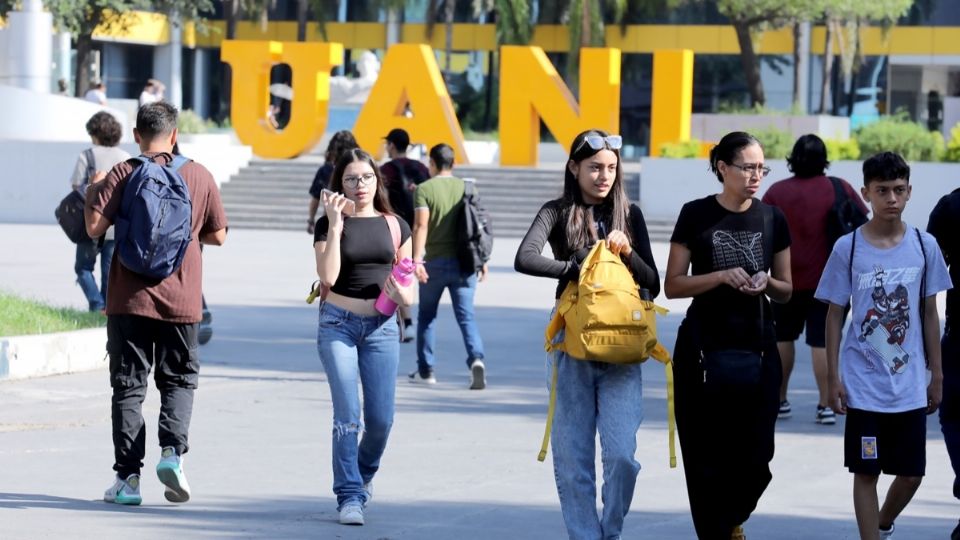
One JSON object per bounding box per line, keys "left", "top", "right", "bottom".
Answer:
{"left": 321, "top": 191, "right": 350, "bottom": 232}
{"left": 715, "top": 267, "right": 753, "bottom": 290}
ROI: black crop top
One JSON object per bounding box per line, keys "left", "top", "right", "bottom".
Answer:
{"left": 514, "top": 199, "right": 660, "bottom": 299}
{"left": 314, "top": 214, "right": 412, "bottom": 299}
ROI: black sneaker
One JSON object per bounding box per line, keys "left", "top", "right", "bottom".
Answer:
{"left": 816, "top": 405, "right": 836, "bottom": 425}
{"left": 778, "top": 400, "right": 792, "bottom": 419}
{"left": 951, "top": 519, "right": 960, "bottom": 540}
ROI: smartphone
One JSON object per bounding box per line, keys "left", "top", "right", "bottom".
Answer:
{"left": 321, "top": 188, "right": 356, "bottom": 216}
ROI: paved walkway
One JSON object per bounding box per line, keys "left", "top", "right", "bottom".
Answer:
{"left": 0, "top": 224, "right": 956, "bottom": 539}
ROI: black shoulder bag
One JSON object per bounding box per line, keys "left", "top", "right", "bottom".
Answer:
{"left": 700, "top": 205, "right": 774, "bottom": 387}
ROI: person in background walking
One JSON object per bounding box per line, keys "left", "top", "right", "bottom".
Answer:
{"left": 762, "top": 134, "right": 868, "bottom": 424}
{"left": 71, "top": 111, "right": 130, "bottom": 312}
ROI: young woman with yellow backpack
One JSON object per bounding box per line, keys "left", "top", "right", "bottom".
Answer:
{"left": 664, "top": 131, "right": 793, "bottom": 540}
{"left": 514, "top": 129, "right": 661, "bottom": 540}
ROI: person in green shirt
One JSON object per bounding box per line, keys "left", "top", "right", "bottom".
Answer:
{"left": 410, "top": 144, "right": 487, "bottom": 389}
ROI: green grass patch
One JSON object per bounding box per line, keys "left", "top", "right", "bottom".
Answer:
{"left": 0, "top": 291, "right": 106, "bottom": 337}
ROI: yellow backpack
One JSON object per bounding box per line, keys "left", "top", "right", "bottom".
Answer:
{"left": 541, "top": 241, "right": 676, "bottom": 468}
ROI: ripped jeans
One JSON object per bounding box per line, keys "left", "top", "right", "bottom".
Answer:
{"left": 317, "top": 302, "right": 400, "bottom": 508}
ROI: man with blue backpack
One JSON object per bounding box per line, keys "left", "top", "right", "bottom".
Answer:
{"left": 84, "top": 102, "right": 228, "bottom": 506}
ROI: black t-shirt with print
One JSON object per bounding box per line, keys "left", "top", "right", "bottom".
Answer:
{"left": 671, "top": 196, "right": 791, "bottom": 348}
{"left": 314, "top": 214, "right": 412, "bottom": 299}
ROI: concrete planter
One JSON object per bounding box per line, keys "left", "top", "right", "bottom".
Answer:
{"left": 691, "top": 114, "right": 851, "bottom": 142}
{"left": 639, "top": 158, "right": 960, "bottom": 227}
{"left": 0, "top": 327, "right": 107, "bottom": 380}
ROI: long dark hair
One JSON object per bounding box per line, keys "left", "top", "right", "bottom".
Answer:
{"left": 709, "top": 131, "right": 760, "bottom": 183}
{"left": 329, "top": 148, "right": 395, "bottom": 215}
{"left": 561, "top": 129, "right": 631, "bottom": 254}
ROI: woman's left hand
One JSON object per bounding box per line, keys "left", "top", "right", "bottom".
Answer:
{"left": 606, "top": 229, "right": 633, "bottom": 257}
{"left": 739, "top": 271, "right": 768, "bottom": 296}
{"left": 384, "top": 274, "right": 415, "bottom": 306}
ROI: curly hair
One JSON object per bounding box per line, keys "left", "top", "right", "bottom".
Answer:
{"left": 85, "top": 111, "right": 123, "bottom": 147}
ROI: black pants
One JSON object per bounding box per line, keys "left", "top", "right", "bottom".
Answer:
{"left": 673, "top": 318, "right": 782, "bottom": 539}
{"left": 107, "top": 314, "right": 199, "bottom": 478}
{"left": 941, "top": 325, "right": 960, "bottom": 499}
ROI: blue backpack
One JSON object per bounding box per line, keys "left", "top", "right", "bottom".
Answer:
{"left": 115, "top": 155, "right": 193, "bottom": 280}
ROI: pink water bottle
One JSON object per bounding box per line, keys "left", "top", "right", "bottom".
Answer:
{"left": 375, "top": 257, "right": 417, "bottom": 316}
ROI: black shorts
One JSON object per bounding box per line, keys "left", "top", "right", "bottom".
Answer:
{"left": 772, "top": 290, "right": 829, "bottom": 347}
{"left": 844, "top": 407, "right": 927, "bottom": 476}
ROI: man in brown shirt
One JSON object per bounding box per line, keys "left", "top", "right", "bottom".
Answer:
{"left": 85, "top": 102, "right": 228, "bottom": 506}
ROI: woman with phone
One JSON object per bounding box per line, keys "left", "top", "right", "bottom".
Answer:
{"left": 313, "top": 148, "right": 414, "bottom": 526}
{"left": 514, "top": 129, "right": 660, "bottom": 539}
{"left": 664, "top": 131, "right": 792, "bottom": 539}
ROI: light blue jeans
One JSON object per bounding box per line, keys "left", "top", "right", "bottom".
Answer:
{"left": 317, "top": 302, "right": 400, "bottom": 508}
{"left": 416, "top": 257, "right": 485, "bottom": 375}
{"left": 548, "top": 341, "right": 644, "bottom": 540}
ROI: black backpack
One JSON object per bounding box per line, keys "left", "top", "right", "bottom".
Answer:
{"left": 457, "top": 179, "right": 494, "bottom": 273}
{"left": 826, "top": 176, "right": 868, "bottom": 246}
{"left": 55, "top": 149, "right": 96, "bottom": 244}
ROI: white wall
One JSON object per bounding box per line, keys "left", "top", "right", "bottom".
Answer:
{"left": 0, "top": 137, "right": 251, "bottom": 225}
{"left": 0, "top": 84, "right": 132, "bottom": 142}
{"left": 639, "top": 158, "right": 960, "bottom": 228}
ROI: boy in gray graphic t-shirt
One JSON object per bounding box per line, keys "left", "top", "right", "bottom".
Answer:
{"left": 816, "top": 151, "right": 952, "bottom": 539}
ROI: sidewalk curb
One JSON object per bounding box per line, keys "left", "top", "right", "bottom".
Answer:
{"left": 0, "top": 327, "right": 107, "bottom": 381}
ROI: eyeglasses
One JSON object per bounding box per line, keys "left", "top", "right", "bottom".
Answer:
{"left": 729, "top": 163, "right": 772, "bottom": 178}
{"left": 343, "top": 173, "right": 377, "bottom": 188}
{"left": 574, "top": 135, "right": 623, "bottom": 155}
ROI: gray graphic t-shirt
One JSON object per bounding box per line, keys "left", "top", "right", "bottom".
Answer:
{"left": 815, "top": 226, "right": 952, "bottom": 412}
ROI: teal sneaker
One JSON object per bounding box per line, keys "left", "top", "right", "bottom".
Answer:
{"left": 104, "top": 473, "right": 142, "bottom": 505}
{"left": 156, "top": 446, "right": 191, "bottom": 503}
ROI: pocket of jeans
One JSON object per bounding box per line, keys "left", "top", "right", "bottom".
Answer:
{"left": 318, "top": 305, "right": 345, "bottom": 327}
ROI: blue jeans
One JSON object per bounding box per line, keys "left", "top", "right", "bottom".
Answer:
{"left": 548, "top": 342, "right": 644, "bottom": 540}
{"left": 317, "top": 302, "right": 400, "bottom": 508}
{"left": 416, "top": 257, "right": 485, "bottom": 375}
{"left": 75, "top": 239, "right": 114, "bottom": 311}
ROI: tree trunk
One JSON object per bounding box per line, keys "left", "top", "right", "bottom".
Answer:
{"left": 225, "top": 0, "right": 239, "bottom": 39}
{"left": 792, "top": 22, "right": 800, "bottom": 109}
{"left": 733, "top": 20, "right": 764, "bottom": 107}
{"left": 483, "top": 50, "right": 495, "bottom": 131}
{"left": 74, "top": 33, "right": 93, "bottom": 98}
{"left": 444, "top": 0, "right": 455, "bottom": 76}
{"left": 818, "top": 20, "right": 834, "bottom": 114}
{"left": 297, "top": 0, "right": 308, "bottom": 41}
{"left": 581, "top": 0, "right": 591, "bottom": 46}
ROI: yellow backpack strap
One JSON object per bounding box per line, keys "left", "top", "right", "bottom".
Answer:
{"left": 538, "top": 359, "right": 560, "bottom": 462}
{"left": 665, "top": 361, "right": 677, "bottom": 468}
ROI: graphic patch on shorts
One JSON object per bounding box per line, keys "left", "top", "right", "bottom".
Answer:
{"left": 862, "top": 437, "right": 878, "bottom": 460}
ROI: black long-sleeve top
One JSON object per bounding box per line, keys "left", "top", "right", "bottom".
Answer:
{"left": 514, "top": 199, "right": 661, "bottom": 299}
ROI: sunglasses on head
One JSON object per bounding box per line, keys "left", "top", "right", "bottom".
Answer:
{"left": 575, "top": 135, "right": 623, "bottom": 154}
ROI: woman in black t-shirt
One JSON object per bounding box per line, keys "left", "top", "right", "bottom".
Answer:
{"left": 313, "top": 148, "right": 414, "bottom": 526}
{"left": 514, "top": 129, "right": 659, "bottom": 539}
{"left": 664, "top": 131, "right": 792, "bottom": 539}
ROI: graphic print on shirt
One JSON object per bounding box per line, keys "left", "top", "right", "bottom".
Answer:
{"left": 857, "top": 265, "right": 912, "bottom": 375}
{"left": 711, "top": 230, "right": 763, "bottom": 274}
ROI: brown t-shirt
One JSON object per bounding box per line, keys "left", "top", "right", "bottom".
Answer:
{"left": 87, "top": 152, "right": 228, "bottom": 323}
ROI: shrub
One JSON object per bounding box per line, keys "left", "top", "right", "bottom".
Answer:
{"left": 659, "top": 139, "right": 702, "bottom": 158}
{"left": 177, "top": 109, "right": 208, "bottom": 135}
{"left": 944, "top": 123, "right": 960, "bottom": 163}
{"left": 824, "top": 138, "right": 861, "bottom": 161}
{"left": 854, "top": 114, "right": 943, "bottom": 162}
{"left": 752, "top": 126, "right": 793, "bottom": 161}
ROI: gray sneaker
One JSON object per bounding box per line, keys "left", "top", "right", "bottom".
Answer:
{"left": 469, "top": 359, "right": 486, "bottom": 390}
{"left": 339, "top": 501, "right": 364, "bottom": 525}
{"left": 156, "top": 446, "right": 191, "bottom": 503}
{"left": 103, "top": 473, "right": 142, "bottom": 505}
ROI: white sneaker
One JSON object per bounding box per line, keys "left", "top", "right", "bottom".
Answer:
{"left": 469, "top": 359, "right": 486, "bottom": 390}
{"left": 879, "top": 522, "right": 895, "bottom": 539}
{"left": 156, "top": 446, "right": 191, "bottom": 503}
{"left": 104, "top": 473, "right": 142, "bottom": 505}
{"left": 339, "top": 501, "right": 364, "bottom": 525}
{"left": 362, "top": 481, "right": 373, "bottom": 506}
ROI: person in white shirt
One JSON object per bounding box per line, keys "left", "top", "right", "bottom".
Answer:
{"left": 84, "top": 79, "right": 107, "bottom": 105}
